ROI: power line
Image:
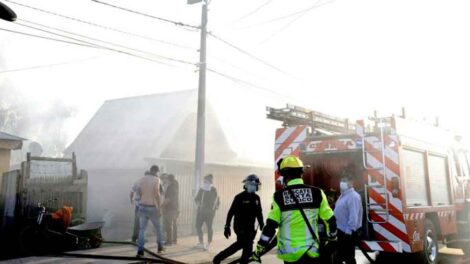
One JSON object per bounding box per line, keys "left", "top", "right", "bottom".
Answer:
{"left": 4, "top": 0, "right": 196, "bottom": 50}
{"left": 208, "top": 32, "right": 289, "bottom": 75}
{"left": 207, "top": 68, "right": 287, "bottom": 98}
{"left": 260, "top": 0, "right": 336, "bottom": 43}
{"left": 232, "top": 0, "right": 274, "bottom": 23}
{"left": 238, "top": 0, "right": 335, "bottom": 30}
{"left": 0, "top": 26, "right": 187, "bottom": 69}
{"left": 0, "top": 55, "right": 107, "bottom": 74}
{"left": 16, "top": 19, "right": 195, "bottom": 66}
{"left": 91, "top": 0, "right": 199, "bottom": 31}
{"left": 0, "top": 27, "right": 101, "bottom": 49}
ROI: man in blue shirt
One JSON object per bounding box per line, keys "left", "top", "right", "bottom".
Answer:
{"left": 333, "top": 174, "right": 362, "bottom": 264}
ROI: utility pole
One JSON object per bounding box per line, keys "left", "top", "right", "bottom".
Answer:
{"left": 189, "top": 0, "right": 208, "bottom": 193}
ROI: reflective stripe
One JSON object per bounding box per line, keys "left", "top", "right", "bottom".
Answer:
{"left": 278, "top": 209, "right": 320, "bottom": 260}
{"left": 280, "top": 211, "right": 294, "bottom": 254}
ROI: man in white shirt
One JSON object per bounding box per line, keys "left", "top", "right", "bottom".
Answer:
{"left": 333, "top": 174, "right": 363, "bottom": 264}
{"left": 134, "top": 165, "right": 165, "bottom": 257}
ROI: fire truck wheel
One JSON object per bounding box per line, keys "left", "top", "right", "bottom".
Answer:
{"left": 420, "top": 219, "right": 439, "bottom": 264}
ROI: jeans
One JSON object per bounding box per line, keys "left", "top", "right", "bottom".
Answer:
{"left": 196, "top": 211, "right": 215, "bottom": 244}
{"left": 132, "top": 206, "right": 140, "bottom": 241}
{"left": 137, "top": 205, "right": 163, "bottom": 252}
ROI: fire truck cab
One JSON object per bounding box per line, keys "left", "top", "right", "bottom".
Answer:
{"left": 267, "top": 104, "right": 470, "bottom": 264}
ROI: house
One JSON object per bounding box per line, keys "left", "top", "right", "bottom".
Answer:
{"left": 65, "top": 90, "right": 273, "bottom": 239}
{"left": 0, "top": 131, "right": 23, "bottom": 189}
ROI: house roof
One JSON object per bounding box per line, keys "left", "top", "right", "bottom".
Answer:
{"left": 65, "top": 90, "right": 237, "bottom": 169}
{"left": 0, "top": 131, "right": 25, "bottom": 141}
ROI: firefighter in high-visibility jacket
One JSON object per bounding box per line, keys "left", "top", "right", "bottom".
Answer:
{"left": 252, "top": 155, "right": 337, "bottom": 264}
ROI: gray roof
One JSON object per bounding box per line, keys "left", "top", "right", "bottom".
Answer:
{"left": 65, "top": 90, "right": 237, "bottom": 169}
{"left": 0, "top": 131, "right": 25, "bottom": 141}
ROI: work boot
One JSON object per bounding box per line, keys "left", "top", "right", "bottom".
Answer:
{"left": 136, "top": 251, "right": 144, "bottom": 258}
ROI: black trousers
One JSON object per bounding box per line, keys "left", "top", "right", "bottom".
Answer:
{"left": 196, "top": 211, "right": 215, "bottom": 243}
{"left": 213, "top": 232, "right": 254, "bottom": 264}
{"left": 163, "top": 209, "right": 178, "bottom": 244}
{"left": 284, "top": 253, "right": 321, "bottom": 264}
{"left": 335, "top": 230, "right": 358, "bottom": 264}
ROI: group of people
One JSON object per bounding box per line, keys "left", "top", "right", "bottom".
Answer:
{"left": 130, "top": 155, "right": 363, "bottom": 264}
{"left": 129, "top": 165, "right": 179, "bottom": 256}
{"left": 216, "top": 155, "right": 363, "bottom": 264}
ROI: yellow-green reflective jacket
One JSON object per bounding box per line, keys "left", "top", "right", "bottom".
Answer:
{"left": 267, "top": 178, "right": 334, "bottom": 262}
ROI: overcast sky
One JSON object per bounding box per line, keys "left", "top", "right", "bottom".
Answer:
{"left": 1, "top": 0, "right": 469, "bottom": 165}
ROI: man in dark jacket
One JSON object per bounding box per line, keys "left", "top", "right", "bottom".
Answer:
{"left": 195, "top": 174, "right": 220, "bottom": 250}
{"left": 163, "top": 174, "right": 179, "bottom": 245}
{"left": 213, "top": 174, "right": 264, "bottom": 264}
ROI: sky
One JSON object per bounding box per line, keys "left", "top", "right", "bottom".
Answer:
{"left": 1, "top": 0, "right": 470, "bottom": 165}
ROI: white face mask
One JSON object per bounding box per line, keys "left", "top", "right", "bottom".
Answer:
{"left": 277, "top": 176, "right": 285, "bottom": 186}
{"left": 202, "top": 181, "right": 212, "bottom": 191}
{"left": 339, "top": 181, "right": 349, "bottom": 192}
{"left": 246, "top": 184, "right": 257, "bottom": 193}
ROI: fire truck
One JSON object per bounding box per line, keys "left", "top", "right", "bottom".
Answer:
{"left": 267, "top": 104, "right": 470, "bottom": 264}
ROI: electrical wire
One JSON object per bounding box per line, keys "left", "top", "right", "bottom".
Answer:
{"left": 208, "top": 32, "right": 289, "bottom": 75}
{"left": 0, "top": 27, "right": 187, "bottom": 69}
{"left": 16, "top": 19, "right": 195, "bottom": 66}
{"left": 0, "top": 55, "right": 107, "bottom": 74}
{"left": 207, "top": 68, "right": 287, "bottom": 98}
{"left": 238, "top": 0, "right": 335, "bottom": 30}
{"left": 232, "top": 0, "right": 274, "bottom": 23}
{"left": 90, "top": 0, "right": 199, "bottom": 31}
{"left": 259, "top": 0, "right": 336, "bottom": 43}
{"left": 0, "top": 27, "right": 101, "bottom": 49}
{"left": 4, "top": 0, "right": 196, "bottom": 50}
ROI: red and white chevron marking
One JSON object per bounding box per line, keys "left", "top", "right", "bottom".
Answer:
{"left": 360, "top": 240, "right": 403, "bottom": 253}
{"left": 274, "top": 126, "right": 308, "bottom": 167}
{"left": 355, "top": 120, "right": 411, "bottom": 252}
{"left": 403, "top": 212, "right": 425, "bottom": 221}
{"left": 437, "top": 210, "right": 454, "bottom": 218}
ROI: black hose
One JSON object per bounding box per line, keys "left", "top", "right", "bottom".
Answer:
{"left": 53, "top": 252, "right": 164, "bottom": 263}
{"left": 103, "top": 240, "right": 186, "bottom": 264}
{"left": 359, "top": 246, "right": 376, "bottom": 264}
{"left": 227, "top": 237, "right": 277, "bottom": 264}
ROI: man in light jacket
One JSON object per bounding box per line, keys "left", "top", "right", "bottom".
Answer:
{"left": 334, "top": 174, "right": 363, "bottom": 264}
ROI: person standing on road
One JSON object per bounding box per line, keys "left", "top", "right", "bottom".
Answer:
{"left": 195, "top": 174, "right": 220, "bottom": 250}
{"left": 134, "top": 165, "right": 165, "bottom": 257}
{"left": 252, "top": 155, "right": 337, "bottom": 264}
{"left": 333, "top": 174, "right": 363, "bottom": 264}
{"left": 213, "top": 174, "right": 264, "bottom": 264}
{"left": 163, "top": 174, "right": 179, "bottom": 246}
{"left": 130, "top": 176, "right": 141, "bottom": 242}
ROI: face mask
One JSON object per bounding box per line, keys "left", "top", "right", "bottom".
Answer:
{"left": 277, "top": 176, "right": 285, "bottom": 186}
{"left": 246, "top": 184, "right": 257, "bottom": 193}
{"left": 339, "top": 181, "right": 349, "bottom": 192}
{"left": 202, "top": 181, "right": 212, "bottom": 191}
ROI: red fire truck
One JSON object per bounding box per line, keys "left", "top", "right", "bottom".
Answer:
{"left": 267, "top": 104, "right": 470, "bottom": 264}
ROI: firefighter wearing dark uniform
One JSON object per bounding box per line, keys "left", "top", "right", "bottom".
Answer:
{"left": 213, "top": 174, "right": 264, "bottom": 264}
{"left": 252, "top": 155, "right": 337, "bottom": 264}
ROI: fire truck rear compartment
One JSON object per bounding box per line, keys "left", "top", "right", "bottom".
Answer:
{"left": 301, "top": 150, "right": 374, "bottom": 240}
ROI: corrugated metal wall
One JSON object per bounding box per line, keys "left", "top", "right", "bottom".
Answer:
{"left": 88, "top": 160, "right": 274, "bottom": 241}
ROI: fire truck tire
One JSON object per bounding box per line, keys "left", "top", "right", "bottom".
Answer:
{"left": 418, "top": 219, "right": 440, "bottom": 264}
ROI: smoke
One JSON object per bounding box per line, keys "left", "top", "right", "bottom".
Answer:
{"left": 0, "top": 79, "right": 76, "bottom": 157}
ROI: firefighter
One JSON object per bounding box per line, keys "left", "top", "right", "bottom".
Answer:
{"left": 252, "top": 155, "right": 337, "bottom": 264}
{"left": 213, "top": 174, "right": 264, "bottom": 264}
